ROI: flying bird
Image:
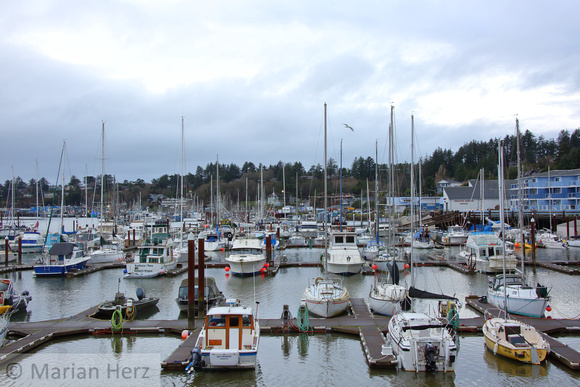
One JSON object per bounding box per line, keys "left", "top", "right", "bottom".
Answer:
{"left": 343, "top": 124, "right": 354, "bottom": 131}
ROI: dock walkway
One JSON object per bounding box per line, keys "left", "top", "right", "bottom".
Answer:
{"left": 466, "top": 295, "right": 580, "bottom": 369}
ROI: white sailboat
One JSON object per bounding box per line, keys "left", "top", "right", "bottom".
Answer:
{"left": 88, "top": 123, "right": 125, "bottom": 264}
{"left": 386, "top": 114, "right": 458, "bottom": 372}
{"left": 369, "top": 104, "right": 408, "bottom": 316}
{"left": 483, "top": 139, "right": 550, "bottom": 364}
{"left": 487, "top": 119, "right": 551, "bottom": 318}
{"left": 302, "top": 103, "right": 350, "bottom": 318}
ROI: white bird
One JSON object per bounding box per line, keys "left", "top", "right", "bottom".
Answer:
{"left": 343, "top": 123, "right": 354, "bottom": 131}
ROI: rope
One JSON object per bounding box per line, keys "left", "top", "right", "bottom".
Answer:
{"left": 296, "top": 303, "right": 311, "bottom": 332}
{"left": 111, "top": 308, "right": 123, "bottom": 332}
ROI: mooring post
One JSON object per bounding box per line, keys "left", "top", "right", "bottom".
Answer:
{"left": 198, "top": 238, "right": 205, "bottom": 316}
{"left": 4, "top": 236, "right": 8, "bottom": 267}
{"left": 266, "top": 234, "right": 272, "bottom": 266}
{"left": 187, "top": 236, "right": 196, "bottom": 330}
{"left": 17, "top": 236, "right": 22, "bottom": 265}
{"left": 530, "top": 218, "right": 536, "bottom": 265}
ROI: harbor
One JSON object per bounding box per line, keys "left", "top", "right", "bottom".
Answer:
{"left": 0, "top": 228, "right": 579, "bottom": 384}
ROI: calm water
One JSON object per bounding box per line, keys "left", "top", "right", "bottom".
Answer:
{"left": 1, "top": 218, "right": 580, "bottom": 386}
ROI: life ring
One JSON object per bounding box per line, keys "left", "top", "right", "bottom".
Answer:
{"left": 315, "top": 277, "right": 323, "bottom": 285}
{"left": 1, "top": 279, "right": 10, "bottom": 285}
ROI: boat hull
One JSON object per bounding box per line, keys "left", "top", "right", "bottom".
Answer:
{"left": 482, "top": 318, "right": 549, "bottom": 364}
{"left": 33, "top": 257, "right": 90, "bottom": 276}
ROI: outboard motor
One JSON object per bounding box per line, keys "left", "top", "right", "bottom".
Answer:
{"left": 136, "top": 287, "right": 145, "bottom": 301}
{"left": 424, "top": 343, "right": 438, "bottom": 372}
{"left": 185, "top": 346, "right": 204, "bottom": 373}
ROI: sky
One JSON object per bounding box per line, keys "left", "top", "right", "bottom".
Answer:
{"left": 1, "top": 0, "right": 579, "bottom": 185}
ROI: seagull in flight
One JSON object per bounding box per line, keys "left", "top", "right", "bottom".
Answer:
{"left": 343, "top": 123, "right": 354, "bottom": 131}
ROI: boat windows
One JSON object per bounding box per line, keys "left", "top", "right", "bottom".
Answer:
{"left": 346, "top": 235, "right": 356, "bottom": 244}
{"left": 242, "top": 315, "right": 252, "bottom": 327}
{"left": 335, "top": 236, "right": 344, "bottom": 244}
{"left": 209, "top": 315, "right": 226, "bottom": 326}
{"left": 229, "top": 316, "right": 240, "bottom": 327}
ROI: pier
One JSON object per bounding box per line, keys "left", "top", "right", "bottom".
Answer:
{"left": 2, "top": 297, "right": 580, "bottom": 372}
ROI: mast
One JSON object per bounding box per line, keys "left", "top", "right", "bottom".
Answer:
{"left": 498, "top": 140, "right": 508, "bottom": 318}
{"left": 548, "top": 166, "right": 552, "bottom": 231}
{"left": 180, "top": 117, "right": 185, "bottom": 244}
{"left": 374, "top": 140, "right": 379, "bottom": 242}
{"left": 480, "top": 168, "right": 484, "bottom": 229}
{"left": 388, "top": 103, "right": 395, "bottom": 256}
{"left": 60, "top": 140, "right": 66, "bottom": 235}
{"left": 324, "top": 103, "right": 328, "bottom": 276}
{"left": 516, "top": 118, "right": 525, "bottom": 271}
{"left": 283, "top": 164, "right": 286, "bottom": 209}
{"left": 100, "top": 122, "right": 105, "bottom": 232}
{"left": 340, "top": 139, "right": 343, "bottom": 232}
{"left": 410, "top": 115, "right": 415, "bottom": 290}
{"left": 216, "top": 155, "right": 220, "bottom": 229}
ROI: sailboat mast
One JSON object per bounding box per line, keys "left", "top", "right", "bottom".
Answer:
{"left": 60, "top": 140, "right": 66, "bottom": 234}
{"left": 498, "top": 141, "right": 508, "bottom": 317}
{"left": 388, "top": 104, "right": 395, "bottom": 255}
{"left": 410, "top": 114, "right": 415, "bottom": 289}
{"left": 374, "top": 140, "right": 379, "bottom": 242}
{"left": 548, "top": 166, "right": 552, "bottom": 231}
{"left": 100, "top": 122, "right": 105, "bottom": 229}
{"left": 516, "top": 118, "right": 525, "bottom": 271}
{"left": 181, "top": 117, "right": 184, "bottom": 225}
{"left": 324, "top": 103, "right": 328, "bottom": 270}
{"left": 340, "top": 139, "right": 343, "bottom": 232}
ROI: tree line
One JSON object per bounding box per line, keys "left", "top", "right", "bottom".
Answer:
{"left": 2, "top": 128, "right": 579, "bottom": 210}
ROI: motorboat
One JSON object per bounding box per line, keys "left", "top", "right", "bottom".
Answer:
{"left": 92, "top": 287, "right": 159, "bottom": 319}
{"left": 458, "top": 232, "right": 517, "bottom": 273}
{"left": 324, "top": 231, "right": 364, "bottom": 275}
{"left": 10, "top": 231, "right": 44, "bottom": 254}
{"left": 176, "top": 277, "right": 225, "bottom": 311}
{"left": 441, "top": 225, "right": 469, "bottom": 246}
{"left": 0, "top": 278, "right": 31, "bottom": 314}
{"left": 186, "top": 299, "right": 260, "bottom": 371}
{"left": 34, "top": 242, "right": 91, "bottom": 276}
{"left": 124, "top": 238, "right": 178, "bottom": 278}
{"left": 225, "top": 237, "right": 266, "bottom": 275}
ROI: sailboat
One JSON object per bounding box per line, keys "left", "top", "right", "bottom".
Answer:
{"left": 302, "top": 103, "right": 350, "bottom": 318}
{"left": 483, "top": 140, "right": 550, "bottom": 364}
{"left": 487, "top": 119, "right": 551, "bottom": 318}
{"left": 369, "top": 104, "right": 408, "bottom": 316}
{"left": 386, "top": 114, "right": 458, "bottom": 372}
{"left": 88, "top": 123, "right": 125, "bottom": 264}
{"left": 34, "top": 141, "right": 91, "bottom": 276}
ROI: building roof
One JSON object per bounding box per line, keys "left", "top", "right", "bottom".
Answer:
{"left": 443, "top": 179, "right": 514, "bottom": 200}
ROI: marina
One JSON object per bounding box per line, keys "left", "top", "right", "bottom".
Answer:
{"left": 0, "top": 226, "right": 578, "bottom": 384}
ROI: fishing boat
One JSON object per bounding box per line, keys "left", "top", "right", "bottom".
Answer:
{"left": 458, "top": 231, "right": 517, "bottom": 273}
{"left": 124, "top": 238, "right": 179, "bottom": 278}
{"left": 301, "top": 103, "right": 351, "bottom": 318}
{"left": 324, "top": 231, "right": 364, "bottom": 275}
{"left": 92, "top": 287, "right": 159, "bottom": 319}
{"left": 176, "top": 277, "right": 226, "bottom": 311}
{"left": 386, "top": 113, "right": 458, "bottom": 372}
{"left": 186, "top": 299, "right": 260, "bottom": 371}
{"left": 34, "top": 242, "right": 91, "bottom": 276}
{"left": 224, "top": 237, "right": 266, "bottom": 275}
{"left": 483, "top": 138, "right": 550, "bottom": 364}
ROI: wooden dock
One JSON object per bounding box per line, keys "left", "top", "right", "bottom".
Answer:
{"left": 465, "top": 295, "right": 580, "bottom": 370}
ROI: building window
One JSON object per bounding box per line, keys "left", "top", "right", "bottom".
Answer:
{"left": 555, "top": 177, "right": 560, "bottom": 182}
{"left": 553, "top": 188, "right": 561, "bottom": 194}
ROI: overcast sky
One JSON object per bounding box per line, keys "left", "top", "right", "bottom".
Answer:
{"left": 1, "top": 1, "right": 579, "bottom": 185}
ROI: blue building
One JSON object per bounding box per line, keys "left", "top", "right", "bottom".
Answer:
{"left": 508, "top": 168, "right": 580, "bottom": 213}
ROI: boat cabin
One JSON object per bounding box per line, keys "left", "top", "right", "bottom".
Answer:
{"left": 202, "top": 305, "right": 257, "bottom": 351}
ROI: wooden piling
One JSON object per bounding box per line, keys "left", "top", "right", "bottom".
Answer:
{"left": 198, "top": 238, "right": 205, "bottom": 316}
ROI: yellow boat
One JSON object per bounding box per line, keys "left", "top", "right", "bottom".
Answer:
{"left": 483, "top": 317, "right": 550, "bottom": 364}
